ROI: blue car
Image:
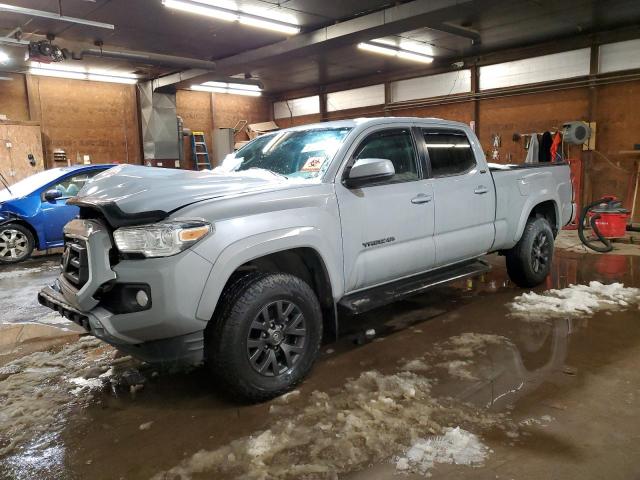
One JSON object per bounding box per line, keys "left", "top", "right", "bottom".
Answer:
{"left": 0, "top": 164, "right": 114, "bottom": 264}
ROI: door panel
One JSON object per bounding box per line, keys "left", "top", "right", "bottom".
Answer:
{"left": 336, "top": 127, "right": 436, "bottom": 292}
{"left": 421, "top": 129, "right": 495, "bottom": 266}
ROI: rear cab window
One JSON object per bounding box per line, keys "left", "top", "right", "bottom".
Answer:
{"left": 422, "top": 129, "right": 476, "bottom": 177}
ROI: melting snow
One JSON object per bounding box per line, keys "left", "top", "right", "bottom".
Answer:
{"left": 0, "top": 339, "right": 116, "bottom": 456}
{"left": 153, "top": 370, "right": 503, "bottom": 480}
{"left": 509, "top": 281, "right": 640, "bottom": 319}
{"left": 395, "top": 427, "right": 489, "bottom": 475}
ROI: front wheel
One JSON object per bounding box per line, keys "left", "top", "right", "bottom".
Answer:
{"left": 0, "top": 223, "right": 35, "bottom": 264}
{"left": 506, "top": 217, "right": 554, "bottom": 288}
{"left": 206, "top": 272, "right": 323, "bottom": 402}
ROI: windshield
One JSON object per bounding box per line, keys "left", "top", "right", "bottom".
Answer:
{"left": 225, "top": 127, "right": 352, "bottom": 180}
{"left": 0, "top": 168, "right": 72, "bottom": 202}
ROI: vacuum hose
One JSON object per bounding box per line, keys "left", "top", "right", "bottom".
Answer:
{"left": 578, "top": 198, "right": 614, "bottom": 253}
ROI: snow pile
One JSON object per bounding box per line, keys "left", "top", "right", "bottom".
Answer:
{"left": 0, "top": 338, "right": 116, "bottom": 456}
{"left": 509, "top": 281, "right": 640, "bottom": 319}
{"left": 395, "top": 427, "right": 489, "bottom": 475}
{"left": 154, "top": 370, "right": 503, "bottom": 480}
{"left": 437, "top": 360, "right": 476, "bottom": 380}
{"left": 439, "top": 333, "right": 509, "bottom": 358}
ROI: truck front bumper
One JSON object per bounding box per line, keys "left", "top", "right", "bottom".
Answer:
{"left": 37, "top": 219, "right": 214, "bottom": 365}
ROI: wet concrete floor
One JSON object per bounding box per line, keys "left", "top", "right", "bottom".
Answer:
{"left": 1, "top": 251, "right": 639, "bottom": 479}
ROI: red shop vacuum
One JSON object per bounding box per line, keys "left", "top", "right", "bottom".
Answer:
{"left": 578, "top": 195, "right": 630, "bottom": 252}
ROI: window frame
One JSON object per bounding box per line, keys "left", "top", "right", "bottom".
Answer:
{"left": 40, "top": 167, "right": 107, "bottom": 201}
{"left": 341, "top": 127, "right": 424, "bottom": 188}
{"left": 419, "top": 128, "right": 477, "bottom": 179}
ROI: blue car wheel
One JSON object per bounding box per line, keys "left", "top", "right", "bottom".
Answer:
{"left": 0, "top": 223, "right": 35, "bottom": 264}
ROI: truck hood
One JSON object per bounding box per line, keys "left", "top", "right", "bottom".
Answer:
{"left": 71, "top": 164, "right": 304, "bottom": 221}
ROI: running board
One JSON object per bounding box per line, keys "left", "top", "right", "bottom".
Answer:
{"left": 338, "top": 259, "right": 491, "bottom": 315}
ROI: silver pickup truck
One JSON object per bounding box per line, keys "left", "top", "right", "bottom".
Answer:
{"left": 39, "top": 117, "right": 573, "bottom": 400}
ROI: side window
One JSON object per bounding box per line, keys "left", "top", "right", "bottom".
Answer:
{"left": 53, "top": 169, "right": 104, "bottom": 198}
{"left": 422, "top": 129, "right": 476, "bottom": 177}
{"left": 354, "top": 128, "right": 419, "bottom": 183}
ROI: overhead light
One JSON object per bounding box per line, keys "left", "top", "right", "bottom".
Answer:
{"left": 28, "top": 64, "right": 139, "bottom": 84}
{"left": 358, "top": 42, "right": 434, "bottom": 64}
{"left": 191, "top": 84, "right": 262, "bottom": 96}
{"left": 163, "top": 0, "right": 300, "bottom": 35}
{"left": 202, "top": 80, "right": 261, "bottom": 91}
{"left": 0, "top": 50, "right": 9, "bottom": 64}
{"left": 238, "top": 16, "right": 299, "bottom": 35}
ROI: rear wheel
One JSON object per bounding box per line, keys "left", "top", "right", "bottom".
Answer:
{"left": 0, "top": 224, "right": 34, "bottom": 264}
{"left": 206, "top": 272, "right": 323, "bottom": 402}
{"left": 506, "top": 217, "right": 554, "bottom": 288}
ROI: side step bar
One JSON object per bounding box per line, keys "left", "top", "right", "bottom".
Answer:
{"left": 338, "top": 259, "right": 491, "bottom": 315}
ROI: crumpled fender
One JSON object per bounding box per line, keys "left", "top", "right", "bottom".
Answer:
{"left": 0, "top": 211, "right": 21, "bottom": 226}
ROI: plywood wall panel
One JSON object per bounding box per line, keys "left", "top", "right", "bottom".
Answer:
{"left": 0, "top": 123, "right": 45, "bottom": 184}
{"left": 33, "top": 76, "right": 141, "bottom": 166}
{"left": 176, "top": 90, "right": 213, "bottom": 170}
{"left": 593, "top": 80, "right": 640, "bottom": 222}
{"left": 0, "top": 74, "right": 29, "bottom": 121}
{"left": 212, "top": 92, "right": 271, "bottom": 141}
{"left": 478, "top": 88, "right": 590, "bottom": 164}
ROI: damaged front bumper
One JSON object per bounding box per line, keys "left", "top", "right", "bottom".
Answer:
{"left": 37, "top": 218, "right": 213, "bottom": 365}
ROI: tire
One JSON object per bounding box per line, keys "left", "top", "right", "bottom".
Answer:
{"left": 207, "top": 272, "right": 323, "bottom": 402}
{"left": 506, "top": 217, "right": 554, "bottom": 288}
{"left": 0, "top": 223, "right": 35, "bottom": 264}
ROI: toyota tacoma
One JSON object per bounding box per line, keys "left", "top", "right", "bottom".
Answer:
{"left": 39, "top": 117, "right": 573, "bottom": 401}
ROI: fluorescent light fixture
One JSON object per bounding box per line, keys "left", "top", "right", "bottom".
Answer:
{"left": 29, "top": 64, "right": 139, "bottom": 84}
{"left": 163, "top": 0, "right": 300, "bottom": 35}
{"left": 163, "top": 0, "right": 237, "bottom": 21}
{"left": 202, "top": 80, "right": 261, "bottom": 91}
{"left": 0, "top": 50, "right": 9, "bottom": 64}
{"left": 238, "top": 15, "right": 299, "bottom": 35}
{"left": 191, "top": 84, "right": 262, "bottom": 96}
{"left": 358, "top": 42, "right": 434, "bottom": 64}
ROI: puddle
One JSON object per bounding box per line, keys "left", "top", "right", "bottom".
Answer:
{"left": 1, "top": 252, "right": 639, "bottom": 479}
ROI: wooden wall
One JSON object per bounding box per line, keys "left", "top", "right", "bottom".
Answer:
{"left": 176, "top": 90, "right": 271, "bottom": 168}
{"left": 0, "top": 74, "right": 29, "bottom": 122}
{"left": 0, "top": 122, "right": 45, "bottom": 184}
{"left": 176, "top": 90, "right": 213, "bottom": 170}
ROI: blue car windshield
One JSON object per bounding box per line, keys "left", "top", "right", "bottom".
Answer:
{"left": 227, "top": 127, "right": 352, "bottom": 180}
{"left": 0, "top": 168, "right": 74, "bottom": 201}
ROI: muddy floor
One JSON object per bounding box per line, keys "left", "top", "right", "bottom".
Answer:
{"left": 1, "top": 251, "right": 639, "bottom": 480}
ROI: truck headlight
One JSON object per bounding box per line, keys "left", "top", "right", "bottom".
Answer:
{"left": 113, "top": 220, "right": 212, "bottom": 257}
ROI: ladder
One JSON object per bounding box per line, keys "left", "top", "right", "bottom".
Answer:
{"left": 190, "top": 132, "right": 212, "bottom": 170}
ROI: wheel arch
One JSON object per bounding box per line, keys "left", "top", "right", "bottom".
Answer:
{"left": 196, "top": 229, "right": 342, "bottom": 341}
{"left": 0, "top": 219, "right": 40, "bottom": 250}
{"left": 514, "top": 197, "right": 560, "bottom": 243}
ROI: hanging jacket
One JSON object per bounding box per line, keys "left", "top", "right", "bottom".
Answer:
{"left": 550, "top": 132, "right": 562, "bottom": 162}
{"left": 525, "top": 134, "right": 539, "bottom": 164}
{"left": 539, "top": 131, "right": 552, "bottom": 162}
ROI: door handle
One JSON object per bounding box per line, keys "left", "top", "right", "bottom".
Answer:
{"left": 411, "top": 193, "right": 433, "bottom": 204}
{"left": 474, "top": 186, "right": 489, "bottom": 194}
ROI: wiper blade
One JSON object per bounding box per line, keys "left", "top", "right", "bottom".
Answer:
{"left": 0, "top": 171, "right": 12, "bottom": 195}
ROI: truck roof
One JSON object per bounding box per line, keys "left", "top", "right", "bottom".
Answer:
{"left": 281, "top": 116, "right": 471, "bottom": 132}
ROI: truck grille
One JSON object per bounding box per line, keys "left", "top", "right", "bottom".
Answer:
{"left": 62, "top": 237, "right": 90, "bottom": 289}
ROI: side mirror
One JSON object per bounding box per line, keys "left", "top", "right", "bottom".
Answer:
{"left": 43, "top": 189, "right": 63, "bottom": 202}
{"left": 344, "top": 158, "right": 395, "bottom": 188}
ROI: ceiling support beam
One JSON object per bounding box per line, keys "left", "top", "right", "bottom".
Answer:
{"left": 0, "top": 3, "right": 115, "bottom": 30}
{"left": 165, "top": 0, "right": 474, "bottom": 90}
